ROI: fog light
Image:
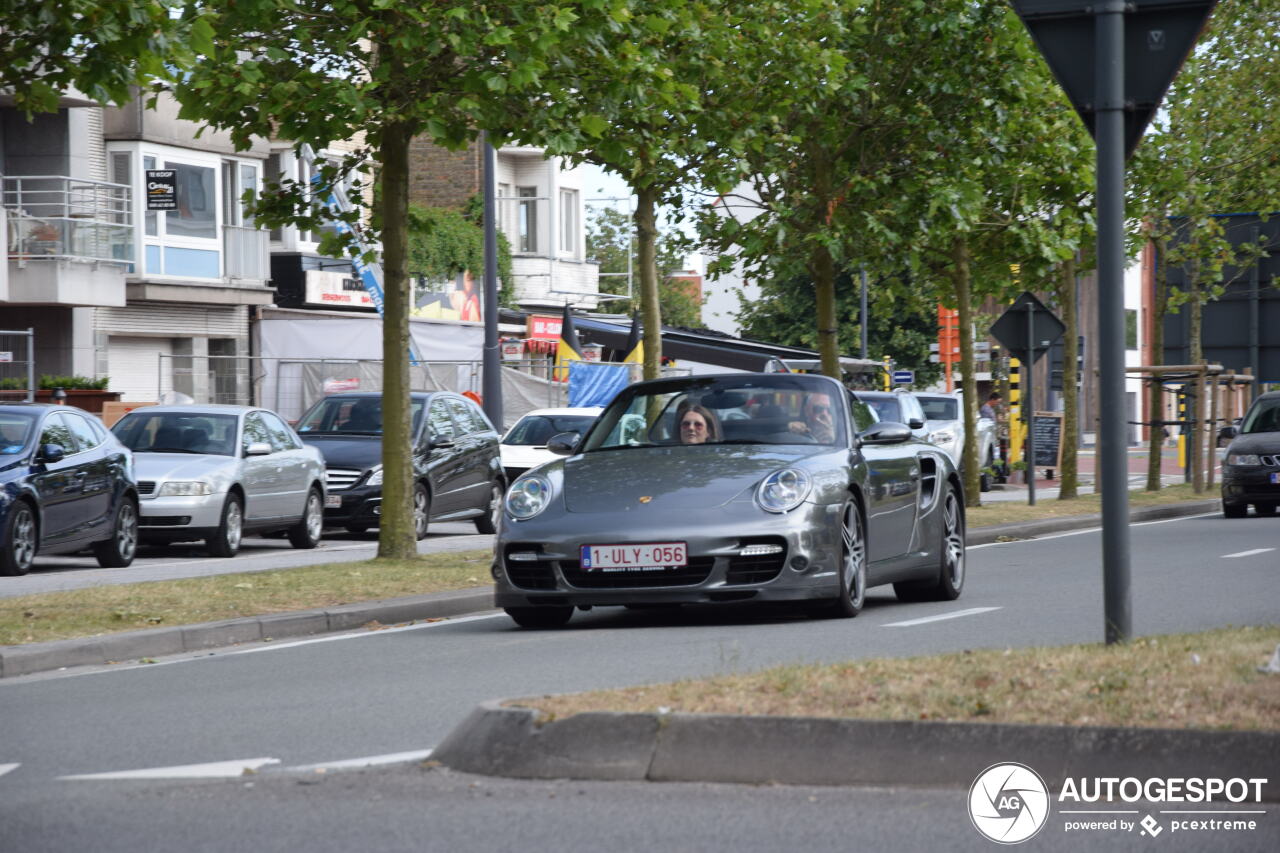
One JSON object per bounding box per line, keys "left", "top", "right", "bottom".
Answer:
{"left": 372, "top": 506, "right": 381, "bottom": 515}
{"left": 790, "top": 555, "right": 809, "bottom": 571}
{"left": 491, "top": 564, "right": 502, "bottom": 579}
{"left": 739, "top": 543, "right": 784, "bottom": 557}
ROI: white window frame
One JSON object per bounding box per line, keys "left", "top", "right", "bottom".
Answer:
{"left": 558, "top": 188, "right": 578, "bottom": 257}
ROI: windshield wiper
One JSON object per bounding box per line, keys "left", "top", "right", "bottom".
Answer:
{"left": 142, "top": 447, "right": 206, "bottom": 454}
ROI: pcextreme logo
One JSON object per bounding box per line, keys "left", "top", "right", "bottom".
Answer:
{"left": 969, "top": 763, "right": 1051, "bottom": 844}
{"left": 968, "top": 763, "right": 1270, "bottom": 844}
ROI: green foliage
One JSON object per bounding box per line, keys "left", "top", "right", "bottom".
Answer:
{"left": 0, "top": 0, "right": 207, "bottom": 116}
{"left": 586, "top": 206, "right": 697, "bottom": 326}
{"left": 37, "top": 375, "right": 111, "bottom": 390}
{"left": 409, "top": 198, "right": 515, "bottom": 308}
{"left": 736, "top": 271, "right": 941, "bottom": 387}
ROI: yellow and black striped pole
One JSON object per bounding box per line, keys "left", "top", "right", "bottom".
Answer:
{"left": 1008, "top": 357, "right": 1023, "bottom": 467}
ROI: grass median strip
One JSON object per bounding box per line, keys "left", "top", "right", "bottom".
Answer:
{"left": 519, "top": 626, "right": 1280, "bottom": 731}
{"left": 0, "top": 551, "right": 494, "bottom": 646}
{"left": 968, "top": 483, "right": 1209, "bottom": 528}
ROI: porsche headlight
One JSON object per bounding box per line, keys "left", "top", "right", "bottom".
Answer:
{"left": 506, "top": 474, "right": 553, "bottom": 520}
{"left": 756, "top": 468, "right": 812, "bottom": 513}
{"left": 1226, "top": 453, "right": 1260, "bottom": 466}
{"left": 158, "top": 481, "right": 212, "bottom": 496}
{"left": 365, "top": 465, "right": 383, "bottom": 486}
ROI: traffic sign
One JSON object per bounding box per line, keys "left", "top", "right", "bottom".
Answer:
{"left": 990, "top": 292, "right": 1066, "bottom": 364}
{"left": 1011, "top": 0, "right": 1218, "bottom": 158}
{"left": 891, "top": 370, "right": 914, "bottom": 385}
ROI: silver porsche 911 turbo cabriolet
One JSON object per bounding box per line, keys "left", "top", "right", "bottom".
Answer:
{"left": 493, "top": 372, "right": 965, "bottom": 628}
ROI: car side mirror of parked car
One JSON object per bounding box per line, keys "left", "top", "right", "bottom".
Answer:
{"left": 859, "top": 422, "right": 913, "bottom": 445}
{"left": 37, "top": 443, "right": 66, "bottom": 463}
{"left": 908, "top": 418, "right": 925, "bottom": 430}
{"left": 244, "top": 442, "right": 273, "bottom": 457}
{"left": 546, "top": 431, "right": 581, "bottom": 456}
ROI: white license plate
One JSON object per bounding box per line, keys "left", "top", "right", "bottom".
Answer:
{"left": 325, "top": 494, "right": 342, "bottom": 508}
{"left": 581, "top": 542, "right": 687, "bottom": 571}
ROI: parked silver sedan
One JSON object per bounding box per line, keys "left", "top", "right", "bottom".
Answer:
{"left": 111, "top": 405, "right": 326, "bottom": 556}
{"left": 494, "top": 372, "right": 965, "bottom": 628}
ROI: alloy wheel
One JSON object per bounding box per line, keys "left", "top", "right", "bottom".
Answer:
{"left": 942, "top": 491, "right": 964, "bottom": 588}
{"left": 12, "top": 506, "right": 36, "bottom": 572}
{"left": 841, "top": 501, "right": 866, "bottom": 612}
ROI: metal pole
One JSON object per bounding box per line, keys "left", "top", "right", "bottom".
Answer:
{"left": 1249, "top": 226, "right": 1260, "bottom": 403}
{"left": 27, "top": 327, "right": 35, "bottom": 402}
{"left": 481, "top": 136, "right": 504, "bottom": 429}
{"left": 1096, "top": 0, "right": 1131, "bottom": 644}
{"left": 859, "top": 266, "right": 869, "bottom": 360}
{"left": 1025, "top": 302, "right": 1036, "bottom": 507}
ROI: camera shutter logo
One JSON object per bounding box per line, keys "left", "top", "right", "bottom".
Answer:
{"left": 969, "top": 762, "right": 1051, "bottom": 844}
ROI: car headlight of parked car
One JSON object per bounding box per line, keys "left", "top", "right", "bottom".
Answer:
{"left": 158, "top": 481, "right": 213, "bottom": 496}
{"left": 506, "top": 474, "right": 553, "bottom": 520}
{"left": 365, "top": 465, "right": 383, "bottom": 487}
{"left": 1226, "top": 453, "right": 1261, "bottom": 466}
{"left": 756, "top": 468, "right": 812, "bottom": 514}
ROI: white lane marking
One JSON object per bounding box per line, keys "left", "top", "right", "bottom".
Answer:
{"left": 1221, "top": 548, "right": 1275, "bottom": 559}
{"left": 0, "top": 763, "right": 19, "bottom": 779}
{"left": 882, "top": 607, "right": 1001, "bottom": 627}
{"left": 966, "top": 512, "right": 1219, "bottom": 549}
{"left": 60, "top": 757, "right": 281, "bottom": 780}
{"left": 288, "top": 749, "right": 434, "bottom": 772}
{"left": 224, "top": 612, "right": 506, "bottom": 656}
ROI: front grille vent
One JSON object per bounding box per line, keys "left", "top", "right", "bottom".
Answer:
{"left": 325, "top": 468, "right": 363, "bottom": 491}
{"left": 136, "top": 481, "right": 156, "bottom": 495}
{"left": 502, "top": 543, "right": 557, "bottom": 590}
{"left": 726, "top": 537, "right": 787, "bottom": 584}
{"left": 1261, "top": 454, "right": 1279, "bottom": 467}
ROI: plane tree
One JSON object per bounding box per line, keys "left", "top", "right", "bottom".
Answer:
{"left": 174, "top": 0, "right": 643, "bottom": 558}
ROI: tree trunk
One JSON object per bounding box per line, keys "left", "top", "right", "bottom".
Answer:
{"left": 634, "top": 184, "right": 662, "bottom": 382}
{"left": 811, "top": 242, "right": 840, "bottom": 379}
{"left": 1146, "top": 240, "right": 1168, "bottom": 491}
{"left": 376, "top": 116, "right": 418, "bottom": 560}
{"left": 1056, "top": 258, "right": 1079, "bottom": 500}
{"left": 952, "top": 239, "right": 981, "bottom": 507}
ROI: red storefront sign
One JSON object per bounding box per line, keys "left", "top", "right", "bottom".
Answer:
{"left": 527, "top": 315, "right": 563, "bottom": 340}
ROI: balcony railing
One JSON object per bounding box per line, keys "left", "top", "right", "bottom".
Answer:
{"left": 224, "top": 224, "right": 269, "bottom": 281}
{"left": 3, "top": 175, "right": 133, "bottom": 265}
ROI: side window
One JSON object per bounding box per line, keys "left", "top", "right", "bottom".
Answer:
{"left": 427, "top": 399, "right": 458, "bottom": 441}
{"left": 63, "top": 413, "right": 101, "bottom": 451}
{"left": 259, "top": 411, "right": 301, "bottom": 451}
{"left": 465, "top": 399, "right": 495, "bottom": 433}
{"left": 40, "top": 413, "right": 79, "bottom": 453}
{"left": 847, "top": 392, "right": 877, "bottom": 432}
{"left": 445, "top": 397, "right": 485, "bottom": 436}
{"left": 242, "top": 412, "right": 272, "bottom": 453}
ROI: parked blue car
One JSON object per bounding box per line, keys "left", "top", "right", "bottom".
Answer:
{"left": 0, "top": 403, "right": 139, "bottom": 575}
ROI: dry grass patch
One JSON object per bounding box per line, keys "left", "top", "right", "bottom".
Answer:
{"left": 0, "top": 550, "right": 493, "bottom": 646}
{"left": 968, "top": 483, "right": 1211, "bottom": 529}
{"left": 520, "top": 626, "right": 1280, "bottom": 731}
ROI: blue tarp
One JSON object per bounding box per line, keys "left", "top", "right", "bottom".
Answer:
{"left": 568, "top": 362, "right": 629, "bottom": 407}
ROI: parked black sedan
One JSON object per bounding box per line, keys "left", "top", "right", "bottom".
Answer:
{"left": 1, "top": 403, "right": 139, "bottom": 575}
{"left": 294, "top": 392, "right": 504, "bottom": 538}
{"left": 1221, "top": 390, "right": 1280, "bottom": 518}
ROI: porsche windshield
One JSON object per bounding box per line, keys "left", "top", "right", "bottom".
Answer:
{"left": 582, "top": 376, "right": 849, "bottom": 450}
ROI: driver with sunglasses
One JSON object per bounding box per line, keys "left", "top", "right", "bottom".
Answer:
{"left": 789, "top": 392, "right": 836, "bottom": 443}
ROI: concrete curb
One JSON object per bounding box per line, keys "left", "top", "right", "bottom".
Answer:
{"left": 433, "top": 700, "right": 1280, "bottom": 798}
{"left": 967, "top": 499, "right": 1220, "bottom": 545}
{"left": 0, "top": 586, "right": 494, "bottom": 679}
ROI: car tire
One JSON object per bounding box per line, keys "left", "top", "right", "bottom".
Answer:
{"left": 474, "top": 481, "right": 503, "bottom": 535}
{"left": 413, "top": 482, "right": 431, "bottom": 540}
{"left": 93, "top": 497, "right": 139, "bottom": 568}
{"left": 505, "top": 606, "right": 574, "bottom": 629}
{"left": 1255, "top": 502, "right": 1278, "bottom": 516}
{"left": 344, "top": 524, "right": 368, "bottom": 535}
{"left": 1222, "top": 500, "right": 1247, "bottom": 519}
{"left": 207, "top": 493, "right": 244, "bottom": 557}
{"left": 896, "top": 485, "right": 965, "bottom": 602}
{"left": 0, "top": 501, "right": 38, "bottom": 576}
{"left": 287, "top": 488, "right": 324, "bottom": 549}
{"left": 828, "top": 499, "right": 867, "bottom": 618}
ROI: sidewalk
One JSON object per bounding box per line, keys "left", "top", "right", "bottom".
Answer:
{"left": 983, "top": 445, "right": 1211, "bottom": 502}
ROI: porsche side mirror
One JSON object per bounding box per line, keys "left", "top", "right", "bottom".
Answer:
{"left": 547, "top": 431, "right": 581, "bottom": 456}
{"left": 860, "top": 422, "right": 913, "bottom": 445}
{"left": 37, "top": 443, "right": 66, "bottom": 463}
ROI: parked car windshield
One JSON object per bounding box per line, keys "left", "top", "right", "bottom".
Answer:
{"left": 582, "top": 375, "right": 848, "bottom": 451}
{"left": 1240, "top": 399, "right": 1280, "bottom": 434}
{"left": 503, "top": 414, "right": 598, "bottom": 446}
{"left": 0, "top": 411, "right": 36, "bottom": 454}
{"left": 113, "top": 412, "right": 240, "bottom": 455}
{"left": 862, "top": 396, "right": 903, "bottom": 425}
{"left": 295, "top": 397, "right": 425, "bottom": 435}
{"left": 918, "top": 397, "right": 958, "bottom": 421}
